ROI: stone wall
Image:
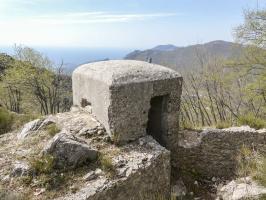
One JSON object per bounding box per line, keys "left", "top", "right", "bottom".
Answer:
{"left": 175, "top": 126, "right": 266, "bottom": 179}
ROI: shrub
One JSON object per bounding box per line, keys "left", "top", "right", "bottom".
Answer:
{"left": 99, "top": 154, "right": 116, "bottom": 177}
{"left": 237, "top": 146, "right": 257, "bottom": 178}
{"left": 180, "top": 120, "right": 195, "bottom": 130}
{"left": 253, "top": 156, "right": 266, "bottom": 186}
{"left": 37, "top": 173, "right": 66, "bottom": 190}
{"left": 29, "top": 155, "right": 55, "bottom": 175}
{"left": 46, "top": 124, "right": 60, "bottom": 137}
{"left": 216, "top": 120, "right": 232, "bottom": 129}
{"left": 0, "top": 107, "right": 13, "bottom": 134}
{"left": 237, "top": 146, "right": 266, "bottom": 187}
{"left": 238, "top": 113, "right": 266, "bottom": 129}
{"left": 112, "top": 132, "right": 121, "bottom": 145}
{"left": 12, "top": 113, "right": 38, "bottom": 130}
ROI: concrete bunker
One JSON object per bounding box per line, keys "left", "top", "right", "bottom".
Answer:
{"left": 72, "top": 60, "right": 182, "bottom": 145}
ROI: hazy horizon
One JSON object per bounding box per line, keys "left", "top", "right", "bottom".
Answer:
{"left": 0, "top": 0, "right": 262, "bottom": 49}
{"left": 0, "top": 39, "right": 235, "bottom": 69}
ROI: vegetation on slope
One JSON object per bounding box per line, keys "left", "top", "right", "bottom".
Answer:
{"left": 180, "top": 9, "right": 266, "bottom": 130}
{"left": 0, "top": 45, "right": 72, "bottom": 116}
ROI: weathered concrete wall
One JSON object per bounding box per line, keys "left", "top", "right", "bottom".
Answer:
{"left": 109, "top": 78, "right": 182, "bottom": 146}
{"left": 72, "top": 73, "right": 112, "bottom": 133}
{"left": 72, "top": 60, "right": 182, "bottom": 145}
{"left": 175, "top": 126, "right": 266, "bottom": 179}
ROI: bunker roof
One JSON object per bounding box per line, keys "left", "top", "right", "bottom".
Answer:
{"left": 73, "top": 60, "right": 181, "bottom": 86}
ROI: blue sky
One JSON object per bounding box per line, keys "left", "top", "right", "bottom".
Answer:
{"left": 0, "top": 0, "right": 262, "bottom": 49}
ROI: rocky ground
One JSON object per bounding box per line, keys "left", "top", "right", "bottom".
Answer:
{"left": 0, "top": 107, "right": 265, "bottom": 200}
{"left": 174, "top": 126, "right": 266, "bottom": 200}
{"left": 0, "top": 107, "right": 170, "bottom": 200}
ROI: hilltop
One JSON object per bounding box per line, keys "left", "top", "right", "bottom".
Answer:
{"left": 125, "top": 40, "right": 244, "bottom": 71}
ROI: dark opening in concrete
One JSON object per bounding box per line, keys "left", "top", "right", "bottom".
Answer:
{"left": 147, "top": 95, "right": 168, "bottom": 147}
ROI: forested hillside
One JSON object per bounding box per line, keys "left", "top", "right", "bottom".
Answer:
{"left": 0, "top": 46, "right": 72, "bottom": 115}
{"left": 125, "top": 40, "right": 244, "bottom": 71}
{"left": 126, "top": 12, "right": 266, "bottom": 129}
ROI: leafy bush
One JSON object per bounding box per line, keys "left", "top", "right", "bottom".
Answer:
{"left": 0, "top": 107, "right": 13, "bottom": 134}
{"left": 46, "top": 124, "right": 60, "bottom": 137}
{"left": 238, "top": 113, "right": 266, "bottom": 129}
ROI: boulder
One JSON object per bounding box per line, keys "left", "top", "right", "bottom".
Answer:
{"left": 42, "top": 131, "right": 98, "bottom": 169}
{"left": 38, "top": 115, "right": 56, "bottom": 129}
{"left": 216, "top": 177, "right": 266, "bottom": 200}
{"left": 17, "top": 119, "right": 44, "bottom": 139}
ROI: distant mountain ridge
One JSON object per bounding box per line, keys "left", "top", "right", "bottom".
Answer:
{"left": 125, "top": 40, "right": 244, "bottom": 71}
{"left": 152, "top": 44, "right": 178, "bottom": 51}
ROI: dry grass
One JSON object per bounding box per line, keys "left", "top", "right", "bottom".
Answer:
{"left": 215, "top": 120, "right": 232, "bottom": 129}
{"left": 237, "top": 146, "right": 266, "bottom": 187}
{"left": 0, "top": 108, "right": 13, "bottom": 135}
{"left": 98, "top": 154, "right": 116, "bottom": 177}
{"left": 45, "top": 124, "right": 60, "bottom": 137}
{"left": 238, "top": 113, "right": 266, "bottom": 130}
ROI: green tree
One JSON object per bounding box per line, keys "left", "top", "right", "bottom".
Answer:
{"left": 0, "top": 46, "right": 72, "bottom": 115}
{"left": 234, "top": 9, "right": 266, "bottom": 117}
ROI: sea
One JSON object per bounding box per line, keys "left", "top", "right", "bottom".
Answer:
{"left": 0, "top": 46, "right": 135, "bottom": 73}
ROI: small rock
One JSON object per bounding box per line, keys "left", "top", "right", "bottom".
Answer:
{"left": 83, "top": 171, "right": 96, "bottom": 181}
{"left": 34, "top": 188, "right": 46, "bottom": 196}
{"left": 212, "top": 177, "right": 217, "bottom": 182}
{"left": 70, "top": 185, "right": 79, "bottom": 193}
{"left": 217, "top": 177, "right": 266, "bottom": 200}
{"left": 172, "top": 179, "right": 187, "bottom": 198}
{"left": 77, "top": 128, "right": 98, "bottom": 138}
{"left": 10, "top": 161, "right": 31, "bottom": 177}
{"left": 1, "top": 175, "right": 10, "bottom": 182}
{"left": 42, "top": 131, "right": 98, "bottom": 169}
{"left": 97, "top": 130, "right": 104, "bottom": 135}
{"left": 115, "top": 159, "right": 127, "bottom": 168}
{"left": 17, "top": 119, "right": 44, "bottom": 139}
{"left": 117, "top": 167, "right": 128, "bottom": 178}
{"left": 38, "top": 116, "right": 56, "bottom": 130}
{"left": 103, "top": 136, "right": 111, "bottom": 143}
{"left": 95, "top": 168, "right": 103, "bottom": 175}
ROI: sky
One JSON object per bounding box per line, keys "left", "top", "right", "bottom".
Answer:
{"left": 0, "top": 0, "right": 263, "bottom": 49}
